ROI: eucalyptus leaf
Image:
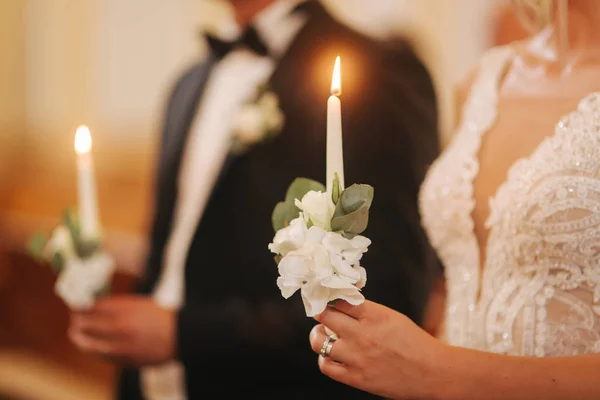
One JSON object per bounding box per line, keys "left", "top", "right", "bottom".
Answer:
{"left": 63, "top": 208, "right": 84, "bottom": 255}
{"left": 96, "top": 284, "right": 111, "bottom": 298}
{"left": 272, "top": 201, "right": 300, "bottom": 232}
{"left": 334, "top": 184, "right": 374, "bottom": 216}
{"left": 62, "top": 208, "right": 100, "bottom": 259}
{"left": 272, "top": 178, "right": 326, "bottom": 232}
{"left": 78, "top": 240, "right": 101, "bottom": 259}
{"left": 27, "top": 232, "right": 47, "bottom": 261}
{"left": 330, "top": 184, "right": 374, "bottom": 236}
{"left": 51, "top": 252, "right": 65, "bottom": 274}
{"left": 285, "top": 178, "right": 326, "bottom": 203}
{"left": 63, "top": 208, "right": 80, "bottom": 242}
{"left": 331, "top": 206, "right": 370, "bottom": 238}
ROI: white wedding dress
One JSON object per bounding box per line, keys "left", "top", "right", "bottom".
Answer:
{"left": 419, "top": 45, "right": 600, "bottom": 356}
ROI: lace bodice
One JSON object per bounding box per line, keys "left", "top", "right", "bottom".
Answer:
{"left": 419, "top": 46, "right": 600, "bottom": 356}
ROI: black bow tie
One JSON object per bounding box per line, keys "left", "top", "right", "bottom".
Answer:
{"left": 205, "top": 25, "right": 270, "bottom": 59}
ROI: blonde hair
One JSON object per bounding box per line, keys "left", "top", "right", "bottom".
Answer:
{"left": 511, "top": 0, "right": 555, "bottom": 32}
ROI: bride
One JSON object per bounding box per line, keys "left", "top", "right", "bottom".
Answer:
{"left": 308, "top": 0, "right": 600, "bottom": 398}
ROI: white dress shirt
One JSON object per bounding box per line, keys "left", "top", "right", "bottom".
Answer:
{"left": 140, "top": 1, "right": 307, "bottom": 399}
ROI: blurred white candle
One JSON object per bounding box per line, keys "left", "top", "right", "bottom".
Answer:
{"left": 326, "top": 56, "right": 344, "bottom": 193}
{"left": 74, "top": 125, "right": 99, "bottom": 240}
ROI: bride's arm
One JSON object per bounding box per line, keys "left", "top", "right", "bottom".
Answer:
{"left": 309, "top": 300, "right": 600, "bottom": 400}
{"left": 422, "top": 274, "right": 445, "bottom": 337}
{"left": 440, "top": 344, "right": 600, "bottom": 400}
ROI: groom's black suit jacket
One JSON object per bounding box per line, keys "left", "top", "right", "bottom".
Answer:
{"left": 119, "top": 3, "right": 439, "bottom": 399}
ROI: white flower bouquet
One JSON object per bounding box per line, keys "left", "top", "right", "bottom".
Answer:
{"left": 269, "top": 176, "right": 374, "bottom": 317}
{"left": 28, "top": 209, "right": 115, "bottom": 310}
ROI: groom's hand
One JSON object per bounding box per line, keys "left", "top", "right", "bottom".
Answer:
{"left": 68, "top": 295, "right": 176, "bottom": 366}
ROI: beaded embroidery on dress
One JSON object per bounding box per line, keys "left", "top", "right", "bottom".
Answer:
{"left": 419, "top": 45, "right": 600, "bottom": 356}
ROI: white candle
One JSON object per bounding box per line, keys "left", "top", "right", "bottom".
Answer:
{"left": 74, "top": 125, "right": 99, "bottom": 241}
{"left": 326, "top": 56, "right": 344, "bottom": 193}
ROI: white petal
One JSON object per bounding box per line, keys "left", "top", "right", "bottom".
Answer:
{"left": 342, "top": 235, "right": 371, "bottom": 264}
{"left": 350, "top": 235, "right": 372, "bottom": 249}
{"left": 86, "top": 253, "right": 116, "bottom": 291}
{"left": 335, "top": 289, "right": 365, "bottom": 306}
{"left": 301, "top": 282, "right": 330, "bottom": 317}
{"left": 341, "top": 249, "right": 365, "bottom": 265}
{"left": 322, "top": 232, "right": 351, "bottom": 254}
{"left": 297, "top": 191, "right": 334, "bottom": 231}
{"left": 280, "top": 274, "right": 304, "bottom": 291}
{"left": 55, "top": 258, "right": 100, "bottom": 310}
{"left": 278, "top": 253, "right": 311, "bottom": 279}
{"left": 321, "top": 275, "right": 358, "bottom": 290}
{"left": 277, "top": 277, "right": 299, "bottom": 299}
{"left": 312, "top": 246, "right": 335, "bottom": 279}
{"left": 355, "top": 266, "right": 368, "bottom": 289}
{"left": 269, "top": 217, "right": 308, "bottom": 256}
{"left": 333, "top": 259, "right": 362, "bottom": 281}
{"left": 306, "top": 226, "right": 326, "bottom": 244}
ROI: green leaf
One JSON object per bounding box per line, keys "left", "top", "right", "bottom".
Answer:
{"left": 335, "top": 184, "right": 374, "bottom": 215}
{"left": 271, "top": 178, "right": 325, "bottom": 232}
{"left": 27, "top": 232, "right": 47, "bottom": 261}
{"left": 331, "top": 207, "right": 370, "bottom": 238}
{"left": 63, "top": 208, "right": 83, "bottom": 254}
{"left": 63, "top": 208, "right": 80, "bottom": 242}
{"left": 62, "top": 208, "right": 100, "bottom": 259}
{"left": 330, "top": 184, "right": 374, "bottom": 236}
{"left": 95, "top": 284, "right": 111, "bottom": 298}
{"left": 78, "top": 240, "right": 101, "bottom": 259}
{"left": 331, "top": 173, "right": 341, "bottom": 205}
{"left": 272, "top": 201, "right": 300, "bottom": 232}
{"left": 51, "top": 252, "right": 65, "bottom": 274}
{"left": 285, "top": 178, "right": 326, "bottom": 203}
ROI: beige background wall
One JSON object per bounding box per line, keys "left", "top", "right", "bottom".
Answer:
{"left": 17, "top": 0, "right": 505, "bottom": 156}
{"left": 0, "top": 0, "right": 26, "bottom": 191}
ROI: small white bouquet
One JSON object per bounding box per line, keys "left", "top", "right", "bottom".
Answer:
{"left": 28, "top": 209, "right": 115, "bottom": 310}
{"left": 269, "top": 175, "right": 373, "bottom": 317}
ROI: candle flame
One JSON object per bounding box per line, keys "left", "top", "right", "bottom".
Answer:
{"left": 331, "top": 56, "right": 341, "bottom": 96}
{"left": 74, "top": 125, "right": 92, "bottom": 154}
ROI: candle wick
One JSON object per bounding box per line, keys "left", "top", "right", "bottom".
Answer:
{"left": 331, "top": 88, "right": 341, "bottom": 97}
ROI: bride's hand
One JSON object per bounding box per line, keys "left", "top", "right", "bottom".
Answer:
{"left": 310, "top": 300, "right": 448, "bottom": 400}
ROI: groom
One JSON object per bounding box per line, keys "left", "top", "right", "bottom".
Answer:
{"left": 69, "top": 0, "right": 439, "bottom": 398}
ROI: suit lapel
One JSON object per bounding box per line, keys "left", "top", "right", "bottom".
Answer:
{"left": 145, "top": 56, "right": 216, "bottom": 292}
{"left": 159, "top": 56, "right": 216, "bottom": 190}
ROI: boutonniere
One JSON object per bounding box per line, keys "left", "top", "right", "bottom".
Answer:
{"left": 231, "top": 84, "right": 285, "bottom": 154}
